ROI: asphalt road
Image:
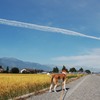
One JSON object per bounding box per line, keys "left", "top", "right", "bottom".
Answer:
{"left": 27, "top": 75, "right": 100, "bottom": 100}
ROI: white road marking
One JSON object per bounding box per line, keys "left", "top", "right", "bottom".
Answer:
{"left": 64, "top": 75, "right": 89, "bottom": 99}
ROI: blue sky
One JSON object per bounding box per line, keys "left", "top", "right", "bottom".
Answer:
{"left": 0, "top": 0, "right": 100, "bottom": 71}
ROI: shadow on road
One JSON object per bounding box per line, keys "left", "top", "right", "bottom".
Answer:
{"left": 56, "top": 88, "right": 70, "bottom": 92}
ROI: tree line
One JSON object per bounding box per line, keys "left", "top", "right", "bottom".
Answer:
{"left": 0, "top": 65, "right": 91, "bottom": 74}
{"left": 52, "top": 65, "right": 91, "bottom": 74}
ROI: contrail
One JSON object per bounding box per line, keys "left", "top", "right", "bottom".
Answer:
{"left": 0, "top": 18, "right": 100, "bottom": 40}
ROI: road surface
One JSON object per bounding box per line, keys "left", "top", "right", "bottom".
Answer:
{"left": 27, "top": 75, "right": 100, "bottom": 100}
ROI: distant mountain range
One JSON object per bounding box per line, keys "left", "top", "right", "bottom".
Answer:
{"left": 0, "top": 57, "right": 52, "bottom": 71}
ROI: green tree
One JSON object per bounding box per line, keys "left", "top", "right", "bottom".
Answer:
{"left": 6, "top": 66, "right": 9, "bottom": 73}
{"left": 52, "top": 68, "right": 54, "bottom": 72}
{"left": 62, "top": 65, "right": 68, "bottom": 72}
{"left": 78, "top": 67, "right": 84, "bottom": 72}
{"left": 53, "top": 67, "right": 59, "bottom": 73}
{"left": 0, "top": 65, "right": 2, "bottom": 68}
{"left": 69, "top": 67, "right": 77, "bottom": 72}
{"left": 10, "top": 67, "right": 19, "bottom": 73}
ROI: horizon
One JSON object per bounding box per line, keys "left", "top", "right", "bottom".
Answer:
{"left": 0, "top": 0, "right": 100, "bottom": 72}
{"left": 0, "top": 57, "right": 99, "bottom": 72}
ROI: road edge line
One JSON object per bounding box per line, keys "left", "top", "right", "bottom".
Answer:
{"left": 65, "top": 75, "right": 89, "bottom": 99}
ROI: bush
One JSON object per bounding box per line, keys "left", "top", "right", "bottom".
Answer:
{"left": 10, "top": 67, "right": 19, "bottom": 73}
{"left": 85, "top": 70, "right": 91, "bottom": 74}
{"left": 69, "top": 67, "right": 77, "bottom": 72}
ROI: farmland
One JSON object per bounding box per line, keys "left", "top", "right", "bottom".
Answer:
{"left": 0, "top": 73, "right": 83, "bottom": 100}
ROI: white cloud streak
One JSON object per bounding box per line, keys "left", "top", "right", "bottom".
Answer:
{"left": 0, "top": 18, "right": 100, "bottom": 40}
{"left": 52, "top": 48, "right": 100, "bottom": 69}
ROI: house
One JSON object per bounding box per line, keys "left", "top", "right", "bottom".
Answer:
{"left": 0, "top": 68, "right": 4, "bottom": 73}
{"left": 20, "top": 68, "right": 36, "bottom": 73}
{"left": 20, "top": 68, "right": 44, "bottom": 73}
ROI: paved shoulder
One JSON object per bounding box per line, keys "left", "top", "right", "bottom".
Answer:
{"left": 66, "top": 75, "right": 100, "bottom": 100}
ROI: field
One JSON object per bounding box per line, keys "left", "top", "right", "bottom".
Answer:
{"left": 0, "top": 73, "right": 83, "bottom": 100}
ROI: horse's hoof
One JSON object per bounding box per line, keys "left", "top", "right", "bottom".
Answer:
{"left": 54, "top": 90, "right": 57, "bottom": 92}
{"left": 49, "top": 90, "right": 52, "bottom": 93}
{"left": 65, "top": 89, "right": 68, "bottom": 91}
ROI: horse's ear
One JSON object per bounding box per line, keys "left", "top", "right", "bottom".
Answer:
{"left": 62, "top": 70, "right": 67, "bottom": 75}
